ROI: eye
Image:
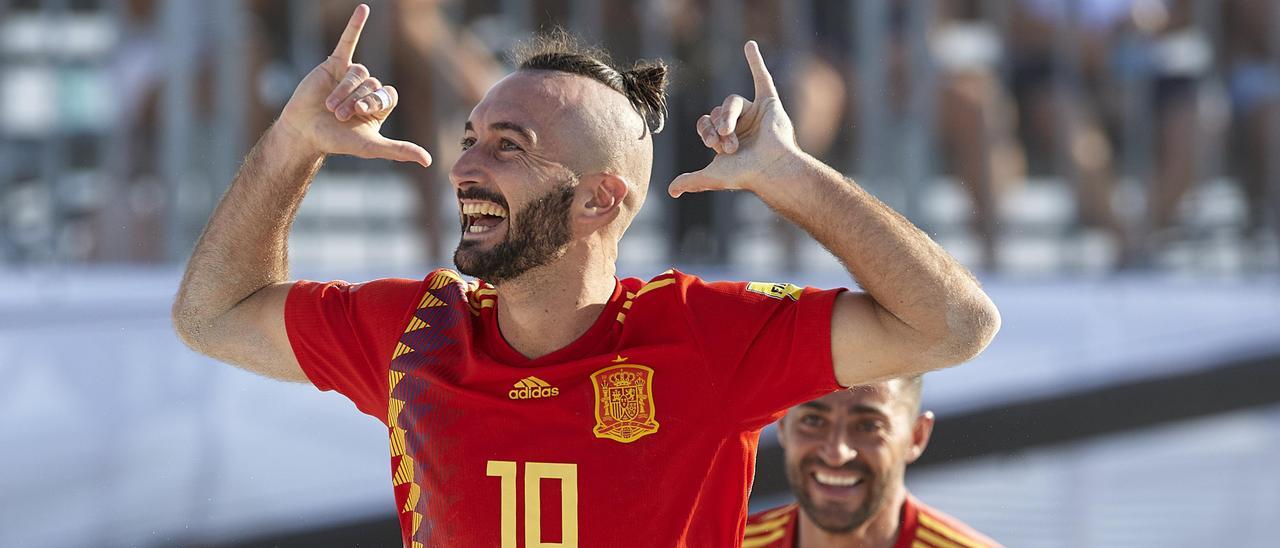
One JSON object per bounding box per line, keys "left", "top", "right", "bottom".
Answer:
{"left": 461, "top": 137, "right": 476, "bottom": 151}
{"left": 855, "top": 419, "right": 885, "bottom": 433}
{"left": 799, "top": 414, "right": 826, "bottom": 428}
{"left": 499, "top": 138, "right": 522, "bottom": 151}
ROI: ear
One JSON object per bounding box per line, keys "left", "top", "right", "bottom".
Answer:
{"left": 905, "top": 410, "right": 934, "bottom": 465}
{"left": 575, "top": 173, "right": 628, "bottom": 228}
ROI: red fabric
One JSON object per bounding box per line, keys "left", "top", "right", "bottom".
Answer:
{"left": 284, "top": 277, "right": 425, "bottom": 421}
{"left": 285, "top": 269, "right": 842, "bottom": 547}
{"left": 901, "top": 494, "right": 1003, "bottom": 548}
{"left": 744, "top": 494, "right": 1002, "bottom": 548}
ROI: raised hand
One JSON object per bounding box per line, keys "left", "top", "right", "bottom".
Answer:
{"left": 276, "top": 4, "right": 431, "bottom": 168}
{"left": 668, "top": 41, "right": 799, "bottom": 198}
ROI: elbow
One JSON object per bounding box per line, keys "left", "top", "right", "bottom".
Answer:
{"left": 170, "top": 297, "right": 207, "bottom": 354}
{"left": 938, "top": 290, "right": 1001, "bottom": 365}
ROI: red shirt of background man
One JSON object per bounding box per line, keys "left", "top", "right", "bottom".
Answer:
{"left": 743, "top": 494, "right": 1001, "bottom": 548}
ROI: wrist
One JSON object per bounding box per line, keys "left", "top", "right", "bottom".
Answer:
{"left": 747, "top": 148, "right": 818, "bottom": 197}
{"left": 266, "top": 119, "right": 326, "bottom": 165}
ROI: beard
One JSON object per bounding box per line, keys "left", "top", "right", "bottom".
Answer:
{"left": 453, "top": 177, "right": 576, "bottom": 284}
{"left": 786, "top": 457, "right": 895, "bottom": 534}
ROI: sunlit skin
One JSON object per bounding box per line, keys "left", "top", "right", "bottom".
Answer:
{"left": 173, "top": 2, "right": 999, "bottom": 409}
{"left": 447, "top": 70, "right": 653, "bottom": 358}
{"left": 776, "top": 381, "right": 935, "bottom": 548}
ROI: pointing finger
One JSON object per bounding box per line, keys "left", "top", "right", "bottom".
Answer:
{"left": 331, "top": 4, "right": 370, "bottom": 63}
{"left": 744, "top": 40, "right": 778, "bottom": 99}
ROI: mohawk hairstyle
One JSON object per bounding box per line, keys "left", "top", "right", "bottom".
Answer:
{"left": 510, "top": 29, "right": 669, "bottom": 135}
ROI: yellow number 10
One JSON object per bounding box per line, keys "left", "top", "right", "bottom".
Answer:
{"left": 486, "top": 460, "right": 579, "bottom": 548}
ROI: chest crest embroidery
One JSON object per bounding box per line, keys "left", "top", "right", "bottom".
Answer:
{"left": 589, "top": 356, "right": 660, "bottom": 443}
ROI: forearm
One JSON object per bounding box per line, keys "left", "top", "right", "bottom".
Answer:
{"left": 758, "top": 153, "right": 998, "bottom": 359}
{"left": 172, "top": 124, "right": 323, "bottom": 349}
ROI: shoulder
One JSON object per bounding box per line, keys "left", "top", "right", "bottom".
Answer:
{"left": 743, "top": 503, "right": 798, "bottom": 547}
{"left": 908, "top": 495, "right": 1002, "bottom": 548}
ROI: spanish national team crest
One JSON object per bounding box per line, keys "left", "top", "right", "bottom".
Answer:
{"left": 590, "top": 357, "right": 660, "bottom": 443}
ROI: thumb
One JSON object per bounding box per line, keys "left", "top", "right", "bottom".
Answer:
{"left": 668, "top": 169, "right": 725, "bottom": 198}
{"left": 367, "top": 136, "right": 432, "bottom": 168}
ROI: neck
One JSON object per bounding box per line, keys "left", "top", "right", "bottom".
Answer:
{"left": 490, "top": 242, "right": 617, "bottom": 359}
{"left": 797, "top": 489, "right": 907, "bottom": 548}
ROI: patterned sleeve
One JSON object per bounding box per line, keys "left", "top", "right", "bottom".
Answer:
{"left": 284, "top": 276, "right": 426, "bottom": 423}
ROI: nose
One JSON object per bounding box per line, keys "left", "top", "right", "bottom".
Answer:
{"left": 817, "top": 427, "right": 857, "bottom": 466}
{"left": 449, "top": 148, "right": 484, "bottom": 190}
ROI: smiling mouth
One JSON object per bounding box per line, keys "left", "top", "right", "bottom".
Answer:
{"left": 811, "top": 470, "right": 864, "bottom": 489}
{"left": 460, "top": 201, "right": 509, "bottom": 236}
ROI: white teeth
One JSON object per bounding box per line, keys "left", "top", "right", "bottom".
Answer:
{"left": 467, "top": 224, "right": 490, "bottom": 233}
{"left": 813, "top": 471, "right": 862, "bottom": 487}
{"left": 461, "top": 202, "right": 508, "bottom": 218}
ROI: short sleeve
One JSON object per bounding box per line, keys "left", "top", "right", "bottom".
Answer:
{"left": 682, "top": 276, "right": 845, "bottom": 431}
{"left": 285, "top": 277, "right": 426, "bottom": 423}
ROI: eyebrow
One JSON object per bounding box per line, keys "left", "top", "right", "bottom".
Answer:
{"left": 798, "top": 401, "right": 890, "bottom": 418}
{"left": 463, "top": 121, "right": 537, "bottom": 145}
{"left": 848, "top": 405, "right": 890, "bottom": 418}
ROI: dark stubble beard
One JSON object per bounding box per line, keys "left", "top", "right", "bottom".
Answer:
{"left": 786, "top": 457, "right": 896, "bottom": 534}
{"left": 453, "top": 178, "right": 576, "bottom": 285}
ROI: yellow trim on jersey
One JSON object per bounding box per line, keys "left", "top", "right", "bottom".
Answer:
{"left": 911, "top": 541, "right": 932, "bottom": 548}
{"left": 742, "top": 527, "right": 787, "bottom": 547}
{"left": 635, "top": 277, "right": 676, "bottom": 297}
{"left": 743, "top": 514, "right": 791, "bottom": 535}
{"left": 916, "top": 526, "right": 965, "bottom": 548}
{"left": 758, "top": 504, "right": 796, "bottom": 520}
{"left": 918, "top": 513, "right": 986, "bottom": 548}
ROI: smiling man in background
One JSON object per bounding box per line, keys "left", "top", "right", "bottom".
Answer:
{"left": 745, "top": 377, "right": 1000, "bottom": 548}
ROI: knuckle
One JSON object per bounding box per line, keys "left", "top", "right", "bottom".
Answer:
{"left": 364, "top": 77, "right": 381, "bottom": 89}
{"left": 349, "top": 64, "right": 369, "bottom": 78}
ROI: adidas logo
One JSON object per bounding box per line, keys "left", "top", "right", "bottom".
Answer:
{"left": 508, "top": 376, "right": 560, "bottom": 400}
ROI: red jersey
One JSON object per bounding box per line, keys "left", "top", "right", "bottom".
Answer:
{"left": 743, "top": 494, "right": 1001, "bottom": 548}
{"left": 285, "top": 269, "right": 843, "bottom": 547}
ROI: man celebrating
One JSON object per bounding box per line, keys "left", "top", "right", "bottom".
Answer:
{"left": 172, "top": 4, "right": 999, "bottom": 546}
{"left": 744, "top": 378, "right": 1000, "bottom": 548}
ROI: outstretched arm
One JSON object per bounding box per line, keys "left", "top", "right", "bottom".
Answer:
{"left": 670, "top": 42, "right": 1000, "bottom": 387}
{"left": 172, "top": 5, "right": 430, "bottom": 380}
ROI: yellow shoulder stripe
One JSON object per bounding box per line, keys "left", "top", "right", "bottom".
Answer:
{"left": 758, "top": 504, "right": 796, "bottom": 520}
{"left": 918, "top": 513, "right": 986, "bottom": 548}
{"left": 636, "top": 277, "right": 676, "bottom": 297}
{"left": 916, "top": 526, "right": 965, "bottom": 548}
{"left": 742, "top": 527, "right": 786, "bottom": 548}
{"left": 743, "top": 514, "right": 790, "bottom": 535}
{"left": 429, "top": 269, "right": 462, "bottom": 289}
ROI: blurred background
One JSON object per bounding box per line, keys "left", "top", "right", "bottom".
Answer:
{"left": 1, "top": 0, "right": 1278, "bottom": 546}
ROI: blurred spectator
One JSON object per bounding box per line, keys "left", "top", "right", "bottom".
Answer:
{"left": 1007, "top": 0, "right": 1134, "bottom": 265}
{"left": 1222, "top": 0, "right": 1280, "bottom": 245}
{"left": 846, "top": 0, "right": 1022, "bottom": 271}
{"left": 1116, "top": 0, "right": 1216, "bottom": 261}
